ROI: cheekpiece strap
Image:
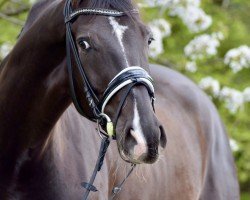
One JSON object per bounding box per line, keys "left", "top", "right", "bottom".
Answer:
{"left": 65, "top": 8, "right": 139, "bottom": 23}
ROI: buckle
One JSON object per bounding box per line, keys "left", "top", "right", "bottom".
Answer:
{"left": 81, "top": 182, "right": 98, "bottom": 192}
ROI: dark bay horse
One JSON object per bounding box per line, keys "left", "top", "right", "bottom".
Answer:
{"left": 0, "top": 0, "right": 239, "bottom": 199}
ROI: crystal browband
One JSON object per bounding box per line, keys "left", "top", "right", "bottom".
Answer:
{"left": 65, "top": 8, "right": 139, "bottom": 23}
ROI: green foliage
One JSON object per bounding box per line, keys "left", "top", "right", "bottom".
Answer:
{"left": 0, "top": 0, "right": 29, "bottom": 45}
{"left": 241, "top": 192, "right": 250, "bottom": 200}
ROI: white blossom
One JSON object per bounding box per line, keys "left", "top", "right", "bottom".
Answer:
{"left": 165, "top": 1, "right": 211, "bottom": 33}
{"left": 185, "top": 61, "right": 197, "bottom": 72}
{"left": 29, "top": 0, "right": 36, "bottom": 4}
{"left": 184, "top": 33, "right": 223, "bottom": 60}
{"left": 229, "top": 139, "right": 239, "bottom": 152}
{"left": 143, "top": 0, "right": 168, "bottom": 7}
{"left": 141, "top": 0, "right": 211, "bottom": 33}
{"left": 148, "top": 26, "right": 164, "bottom": 58}
{"left": 148, "top": 19, "right": 171, "bottom": 58}
{"left": 243, "top": 87, "right": 250, "bottom": 102}
{"left": 199, "top": 76, "right": 220, "bottom": 97}
{"left": 166, "top": 0, "right": 201, "bottom": 12}
{"left": 149, "top": 19, "right": 171, "bottom": 37}
{"left": 212, "top": 32, "right": 224, "bottom": 41}
{"left": 224, "top": 45, "right": 250, "bottom": 73}
{"left": 0, "top": 43, "right": 13, "bottom": 59}
{"left": 174, "top": 6, "right": 212, "bottom": 33}
{"left": 144, "top": 0, "right": 201, "bottom": 8}
{"left": 220, "top": 87, "right": 244, "bottom": 114}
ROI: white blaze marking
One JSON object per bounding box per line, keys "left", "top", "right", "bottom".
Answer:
{"left": 108, "top": 17, "right": 129, "bottom": 67}
{"left": 131, "top": 100, "right": 147, "bottom": 158}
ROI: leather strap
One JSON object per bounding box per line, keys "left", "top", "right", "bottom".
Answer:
{"left": 66, "top": 8, "right": 124, "bottom": 23}
{"left": 65, "top": 0, "right": 101, "bottom": 121}
{"left": 82, "top": 138, "right": 110, "bottom": 200}
{"left": 81, "top": 182, "right": 98, "bottom": 192}
{"left": 99, "top": 67, "right": 154, "bottom": 114}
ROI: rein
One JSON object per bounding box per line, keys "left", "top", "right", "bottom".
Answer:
{"left": 64, "top": 0, "right": 155, "bottom": 199}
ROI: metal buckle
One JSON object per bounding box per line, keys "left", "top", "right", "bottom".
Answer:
{"left": 99, "top": 113, "right": 114, "bottom": 138}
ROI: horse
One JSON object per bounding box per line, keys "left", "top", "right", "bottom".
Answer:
{"left": 0, "top": 0, "right": 239, "bottom": 199}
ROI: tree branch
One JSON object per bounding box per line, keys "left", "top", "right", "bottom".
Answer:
{"left": 3, "top": 6, "right": 30, "bottom": 16}
{"left": 9, "top": 0, "right": 26, "bottom": 6}
{"left": 0, "top": 12, "right": 24, "bottom": 26}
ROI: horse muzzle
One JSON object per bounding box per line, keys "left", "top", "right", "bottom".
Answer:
{"left": 118, "top": 118, "right": 167, "bottom": 164}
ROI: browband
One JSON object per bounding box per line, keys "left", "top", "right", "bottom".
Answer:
{"left": 65, "top": 8, "right": 139, "bottom": 23}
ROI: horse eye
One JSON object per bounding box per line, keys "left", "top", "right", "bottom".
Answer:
{"left": 148, "top": 37, "right": 154, "bottom": 46}
{"left": 79, "top": 40, "right": 91, "bottom": 50}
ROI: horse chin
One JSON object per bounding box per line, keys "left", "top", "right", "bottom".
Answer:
{"left": 118, "top": 146, "right": 159, "bottom": 165}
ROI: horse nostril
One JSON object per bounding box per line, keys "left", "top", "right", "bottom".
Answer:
{"left": 159, "top": 125, "right": 167, "bottom": 148}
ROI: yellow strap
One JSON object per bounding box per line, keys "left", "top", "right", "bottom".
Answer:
{"left": 106, "top": 121, "right": 114, "bottom": 137}
{"left": 99, "top": 113, "right": 115, "bottom": 137}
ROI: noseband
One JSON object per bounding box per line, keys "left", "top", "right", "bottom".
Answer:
{"left": 64, "top": 1, "right": 155, "bottom": 199}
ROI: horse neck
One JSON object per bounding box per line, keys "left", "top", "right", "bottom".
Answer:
{"left": 0, "top": 0, "right": 69, "bottom": 150}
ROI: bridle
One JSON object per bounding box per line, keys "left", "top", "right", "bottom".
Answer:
{"left": 64, "top": 0, "right": 155, "bottom": 199}
{"left": 64, "top": 0, "right": 155, "bottom": 137}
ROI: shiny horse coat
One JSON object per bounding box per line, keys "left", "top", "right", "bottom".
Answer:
{"left": 0, "top": 0, "right": 239, "bottom": 199}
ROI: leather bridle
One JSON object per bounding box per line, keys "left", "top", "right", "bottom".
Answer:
{"left": 64, "top": 0, "right": 155, "bottom": 199}
{"left": 64, "top": 0, "right": 155, "bottom": 137}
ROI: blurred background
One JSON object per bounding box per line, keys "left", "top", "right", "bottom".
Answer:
{"left": 0, "top": 0, "right": 249, "bottom": 199}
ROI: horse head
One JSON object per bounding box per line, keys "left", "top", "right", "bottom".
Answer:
{"left": 65, "top": 0, "right": 167, "bottom": 164}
